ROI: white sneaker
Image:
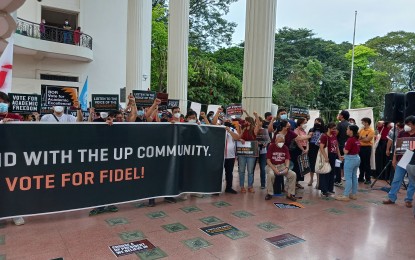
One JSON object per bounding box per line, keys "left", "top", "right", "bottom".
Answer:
{"left": 13, "top": 217, "right": 25, "bottom": 226}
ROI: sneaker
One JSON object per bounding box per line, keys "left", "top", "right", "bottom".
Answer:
{"left": 321, "top": 192, "right": 329, "bottom": 198}
{"left": 240, "top": 187, "right": 246, "bottom": 193}
{"left": 286, "top": 194, "right": 297, "bottom": 202}
{"left": 260, "top": 186, "right": 266, "bottom": 189}
{"left": 334, "top": 182, "right": 343, "bottom": 187}
{"left": 265, "top": 194, "right": 273, "bottom": 200}
{"left": 248, "top": 187, "right": 255, "bottom": 193}
{"left": 164, "top": 197, "right": 177, "bottom": 203}
{"left": 364, "top": 180, "right": 371, "bottom": 185}
{"left": 296, "top": 183, "right": 304, "bottom": 189}
{"left": 225, "top": 188, "right": 237, "bottom": 194}
{"left": 349, "top": 194, "right": 357, "bottom": 200}
{"left": 328, "top": 191, "right": 335, "bottom": 195}
{"left": 341, "top": 177, "right": 346, "bottom": 181}
{"left": 335, "top": 195, "right": 350, "bottom": 201}
{"left": 106, "top": 205, "right": 118, "bottom": 212}
{"left": 13, "top": 217, "right": 25, "bottom": 226}
{"left": 148, "top": 199, "right": 155, "bottom": 207}
{"left": 405, "top": 201, "right": 413, "bottom": 208}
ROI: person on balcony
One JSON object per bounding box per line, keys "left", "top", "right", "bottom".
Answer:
{"left": 40, "top": 19, "right": 46, "bottom": 40}
{"left": 63, "top": 19, "right": 72, "bottom": 44}
{"left": 74, "top": 27, "right": 82, "bottom": 45}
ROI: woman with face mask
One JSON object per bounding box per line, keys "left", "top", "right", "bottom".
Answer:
{"left": 292, "top": 117, "right": 309, "bottom": 189}
{"left": 307, "top": 118, "right": 325, "bottom": 187}
{"left": 238, "top": 112, "right": 260, "bottom": 193}
{"left": 318, "top": 122, "right": 341, "bottom": 197}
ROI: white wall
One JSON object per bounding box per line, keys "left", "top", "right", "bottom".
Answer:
{"left": 12, "top": 0, "right": 129, "bottom": 103}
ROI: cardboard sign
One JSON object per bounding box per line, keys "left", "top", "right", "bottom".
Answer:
{"left": 167, "top": 99, "right": 180, "bottom": 109}
{"left": 43, "top": 85, "right": 78, "bottom": 107}
{"left": 226, "top": 103, "right": 242, "bottom": 118}
{"left": 395, "top": 137, "right": 415, "bottom": 155}
{"left": 132, "top": 90, "right": 156, "bottom": 107}
{"left": 256, "top": 128, "right": 271, "bottom": 147}
{"left": 91, "top": 94, "right": 119, "bottom": 112}
{"left": 274, "top": 202, "right": 304, "bottom": 209}
{"left": 8, "top": 93, "right": 41, "bottom": 114}
{"left": 200, "top": 223, "right": 239, "bottom": 236}
{"left": 68, "top": 110, "right": 90, "bottom": 122}
{"left": 297, "top": 153, "right": 311, "bottom": 176}
{"left": 265, "top": 233, "right": 306, "bottom": 249}
{"left": 290, "top": 106, "right": 309, "bottom": 119}
{"left": 156, "top": 93, "right": 169, "bottom": 111}
{"left": 236, "top": 141, "right": 259, "bottom": 157}
{"left": 109, "top": 239, "right": 155, "bottom": 257}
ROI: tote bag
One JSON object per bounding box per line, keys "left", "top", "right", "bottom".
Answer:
{"left": 315, "top": 135, "right": 332, "bottom": 174}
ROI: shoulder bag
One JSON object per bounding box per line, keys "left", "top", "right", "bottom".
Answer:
{"left": 315, "top": 134, "right": 332, "bottom": 174}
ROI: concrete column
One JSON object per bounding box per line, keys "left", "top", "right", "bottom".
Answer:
{"left": 167, "top": 0, "right": 189, "bottom": 114}
{"left": 126, "top": 0, "right": 152, "bottom": 95}
{"left": 242, "top": 0, "right": 277, "bottom": 117}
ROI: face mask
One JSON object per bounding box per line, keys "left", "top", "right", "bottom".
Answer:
{"left": 65, "top": 22, "right": 69, "bottom": 25}
{"left": 54, "top": 106, "right": 64, "bottom": 113}
{"left": 208, "top": 116, "right": 213, "bottom": 121}
{"left": 280, "top": 114, "right": 288, "bottom": 120}
{"left": 277, "top": 142, "right": 284, "bottom": 148}
{"left": 137, "top": 110, "right": 144, "bottom": 117}
{"left": 188, "top": 119, "right": 196, "bottom": 123}
{"left": 100, "top": 112, "right": 108, "bottom": 119}
{"left": 0, "top": 103, "right": 9, "bottom": 113}
{"left": 267, "top": 116, "right": 273, "bottom": 121}
{"left": 314, "top": 123, "right": 321, "bottom": 129}
{"left": 174, "top": 113, "right": 180, "bottom": 119}
{"left": 302, "top": 124, "right": 307, "bottom": 129}
{"left": 158, "top": 113, "right": 162, "bottom": 118}
{"left": 404, "top": 125, "right": 412, "bottom": 132}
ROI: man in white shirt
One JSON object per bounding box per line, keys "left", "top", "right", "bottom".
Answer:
{"left": 41, "top": 101, "right": 83, "bottom": 122}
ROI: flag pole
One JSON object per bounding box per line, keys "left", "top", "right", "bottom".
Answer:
{"left": 348, "top": 11, "right": 357, "bottom": 110}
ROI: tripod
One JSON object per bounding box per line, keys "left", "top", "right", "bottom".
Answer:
{"left": 370, "top": 123, "right": 408, "bottom": 189}
{"left": 371, "top": 124, "right": 394, "bottom": 188}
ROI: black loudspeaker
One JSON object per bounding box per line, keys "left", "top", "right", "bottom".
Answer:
{"left": 384, "top": 92, "right": 404, "bottom": 122}
{"left": 405, "top": 91, "right": 415, "bottom": 118}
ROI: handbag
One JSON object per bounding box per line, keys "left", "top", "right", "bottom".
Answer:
{"left": 315, "top": 134, "right": 332, "bottom": 174}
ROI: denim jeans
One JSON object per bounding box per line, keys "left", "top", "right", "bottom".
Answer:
{"left": 343, "top": 154, "right": 360, "bottom": 196}
{"left": 406, "top": 164, "right": 415, "bottom": 215}
{"left": 259, "top": 153, "right": 267, "bottom": 187}
{"left": 388, "top": 165, "right": 415, "bottom": 202}
{"left": 238, "top": 156, "right": 256, "bottom": 188}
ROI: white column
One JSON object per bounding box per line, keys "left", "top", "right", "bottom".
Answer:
{"left": 167, "top": 0, "right": 189, "bottom": 114}
{"left": 126, "top": 0, "right": 152, "bottom": 95}
{"left": 242, "top": 0, "right": 277, "bottom": 117}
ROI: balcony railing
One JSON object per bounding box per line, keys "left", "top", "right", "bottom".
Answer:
{"left": 15, "top": 18, "right": 93, "bottom": 50}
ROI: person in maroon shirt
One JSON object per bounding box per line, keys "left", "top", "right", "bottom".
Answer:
{"left": 0, "top": 91, "right": 25, "bottom": 226}
{"left": 336, "top": 125, "right": 361, "bottom": 201}
{"left": 375, "top": 121, "right": 392, "bottom": 179}
{"left": 265, "top": 134, "right": 297, "bottom": 201}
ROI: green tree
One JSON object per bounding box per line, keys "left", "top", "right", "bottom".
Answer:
{"left": 366, "top": 31, "right": 415, "bottom": 90}
{"left": 152, "top": 0, "right": 237, "bottom": 51}
{"left": 150, "top": 4, "right": 168, "bottom": 92}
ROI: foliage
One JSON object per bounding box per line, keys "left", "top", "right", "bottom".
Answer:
{"left": 150, "top": 4, "right": 168, "bottom": 92}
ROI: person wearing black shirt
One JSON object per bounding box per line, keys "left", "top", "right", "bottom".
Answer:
{"left": 335, "top": 110, "right": 350, "bottom": 186}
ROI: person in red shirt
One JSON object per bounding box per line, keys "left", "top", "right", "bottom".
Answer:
{"left": 336, "top": 125, "right": 361, "bottom": 201}
{"left": 265, "top": 134, "right": 297, "bottom": 201}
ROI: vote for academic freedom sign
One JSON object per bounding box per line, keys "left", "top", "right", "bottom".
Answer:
{"left": 0, "top": 123, "right": 226, "bottom": 219}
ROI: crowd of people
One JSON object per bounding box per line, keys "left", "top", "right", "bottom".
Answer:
{"left": 1, "top": 90, "right": 415, "bottom": 226}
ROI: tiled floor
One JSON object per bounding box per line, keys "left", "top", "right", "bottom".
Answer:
{"left": 1, "top": 167, "right": 414, "bottom": 260}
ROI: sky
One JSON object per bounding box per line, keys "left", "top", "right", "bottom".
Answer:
{"left": 225, "top": 0, "right": 415, "bottom": 45}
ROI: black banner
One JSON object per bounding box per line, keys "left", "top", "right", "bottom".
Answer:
{"left": 42, "top": 85, "right": 78, "bottom": 106}
{"left": 8, "top": 93, "right": 41, "bottom": 114}
{"left": 0, "top": 123, "right": 225, "bottom": 219}
{"left": 91, "top": 94, "right": 119, "bottom": 112}
{"left": 132, "top": 90, "right": 156, "bottom": 108}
